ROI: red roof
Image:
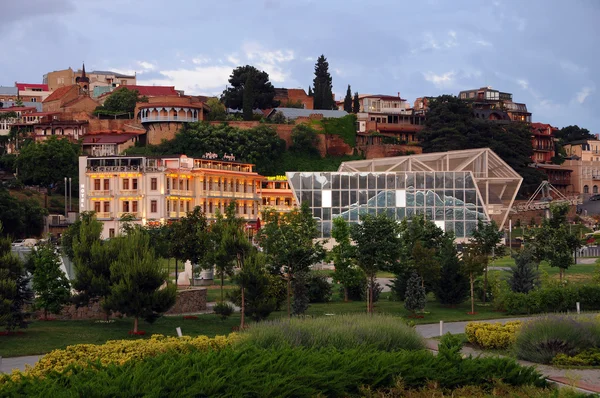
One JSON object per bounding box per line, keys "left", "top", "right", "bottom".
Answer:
{"left": 0, "top": 106, "right": 36, "bottom": 113}
{"left": 531, "top": 122, "right": 557, "bottom": 131}
{"left": 24, "top": 111, "right": 60, "bottom": 117}
{"left": 44, "top": 86, "right": 75, "bottom": 102}
{"left": 82, "top": 133, "right": 141, "bottom": 145}
{"left": 15, "top": 83, "right": 49, "bottom": 91}
{"left": 120, "top": 85, "right": 179, "bottom": 97}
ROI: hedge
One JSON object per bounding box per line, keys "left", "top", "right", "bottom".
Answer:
{"left": 465, "top": 321, "right": 522, "bottom": 349}
{"left": 502, "top": 285, "right": 600, "bottom": 315}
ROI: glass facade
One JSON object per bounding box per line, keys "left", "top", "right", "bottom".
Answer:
{"left": 287, "top": 171, "right": 487, "bottom": 238}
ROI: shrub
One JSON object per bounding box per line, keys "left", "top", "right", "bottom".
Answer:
{"left": 213, "top": 302, "right": 234, "bottom": 320}
{"left": 514, "top": 315, "right": 600, "bottom": 364}
{"left": 552, "top": 348, "right": 600, "bottom": 367}
{"left": 0, "top": 346, "right": 546, "bottom": 396}
{"left": 239, "top": 314, "right": 425, "bottom": 351}
{"left": 503, "top": 285, "right": 600, "bottom": 315}
{"left": 10, "top": 334, "right": 236, "bottom": 380}
{"left": 307, "top": 272, "right": 332, "bottom": 303}
{"left": 465, "top": 321, "right": 521, "bottom": 349}
{"left": 345, "top": 277, "right": 382, "bottom": 302}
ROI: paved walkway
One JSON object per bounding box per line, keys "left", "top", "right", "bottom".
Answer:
{"left": 1, "top": 355, "right": 42, "bottom": 374}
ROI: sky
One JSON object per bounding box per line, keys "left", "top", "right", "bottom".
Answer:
{"left": 1, "top": 0, "right": 599, "bottom": 131}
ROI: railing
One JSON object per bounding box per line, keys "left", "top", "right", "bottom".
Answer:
{"left": 118, "top": 212, "right": 139, "bottom": 219}
{"left": 119, "top": 189, "right": 140, "bottom": 195}
{"left": 261, "top": 205, "right": 294, "bottom": 212}
{"left": 533, "top": 146, "right": 553, "bottom": 151}
{"left": 169, "top": 211, "right": 179, "bottom": 218}
{"left": 204, "top": 190, "right": 257, "bottom": 199}
{"left": 141, "top": 116, "right": 199, "bottom": 123}
{"left": 87, "top": 166, "right": 140, "bottom": 172}
{"left": 95, "top": 212, "right": 112, "bottom": 219}
{"left": 168, "top": 189, "right": 193, "bottom": 196}
{"left": 88, "top": 190, "right": 112, "bottom": 196}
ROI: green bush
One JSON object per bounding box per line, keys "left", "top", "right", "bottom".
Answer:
{"left": 213, "top": 302, "right": 234, "bottom": 320}
{"left": 502, "top": 285, "right": 600, "bottom": 315}
{"left": 514, "top": 315, "right": 600, "bottom": 364}
{"left": 0, "top": 346, "right": 546, "bottom": 396}
{"left": 307, "top": 272, "right": 332, "bottom": 303}
{"left": 239, "top": 314, "right": 425, "bottom": 351}
{"left": 553, "top": 348, "right": 600, "bottom": 367}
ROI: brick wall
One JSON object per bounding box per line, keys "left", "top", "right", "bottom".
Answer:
{"left": 87, "top": 118, "right": 144, "bottom": 133}
{"left": 146, "top": 122, "right": 181, "bottom": 145}
{"left": 360, "top": 144, "right": 423, "bottom": 159}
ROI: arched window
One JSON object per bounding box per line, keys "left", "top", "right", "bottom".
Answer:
{"left": 594, "top": 185, "right": 598, "bottom": 194}
{"left": 584, "top": 185, "right": 589, "bottom": 194}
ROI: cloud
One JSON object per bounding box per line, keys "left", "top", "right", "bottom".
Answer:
{"left": 513, "top": 16, "right": 526, "bottom": 31}
{"left": 445, "top": 31, "right": 458, "bottom": 48}
{"left": 575, "top": 86, "right": 594, "bottom": 104}
{"left": 137, "top": 61, "right": 155, "bottom": 71}
{"left": 560, "top": 60, "right": 587, "bottom": 75}
{"left": 411, "top": 33, "right": 440, "bottom": 54}
{"left": 475, "top": 39, "right": 492, "bottom": 47}
{"left": 136, "top": 41, "right": 296, "bottom": 94}
{"left": 517, "top": 79, "right": 529, "bottom": 90}
{"left": 423, "top": 71, "right": 456, "bottom": 88}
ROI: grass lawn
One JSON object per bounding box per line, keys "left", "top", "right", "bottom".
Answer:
{"left": 0, "top": 296, "right": 514, "bottom": 358}
{"left": 490, "top": 256, "right": 597, "bottom": 284}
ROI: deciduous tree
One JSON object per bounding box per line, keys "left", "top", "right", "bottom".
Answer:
{"left": 461, "top": 244, "right": 487, "bottom": 315}
{"left": 331, "top": 217, "right": 362, "bottom": 302}
{"left": 351, "top": 213, "right": 401, "bottom": 313}
{"left": 205, "top": 97, "right": 227, "bottom": 121}
{"left": 221, "top": 65, "right": 279, "bottom": 111}
{"left": 471, "top": 220, "right": 504, "bottom": 303}
{"left": 30, "top": 244, "right": 71, "bottom": 320}
{"left": 98, "top": 87, "right": 148, "bottom": 114}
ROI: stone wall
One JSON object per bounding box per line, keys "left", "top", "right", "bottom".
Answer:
{"left": 146, "top": 122, "right": 182, "bottom": 145}
{"left": 360, "top": 144, "right": 423, "bottom": 159}
{"left": 165, "top": 288, "right": 208, "bottom": 315}
{"left": 34, "top": 288, "right": 208, "bottom": 320}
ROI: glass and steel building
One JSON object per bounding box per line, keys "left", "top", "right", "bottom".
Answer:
{"left": 286, "top": 148, "right": 522, "bottom": 240}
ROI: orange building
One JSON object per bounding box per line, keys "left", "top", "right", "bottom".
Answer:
{"left": 260, "top": 175, "right": 297, "bottom": 214}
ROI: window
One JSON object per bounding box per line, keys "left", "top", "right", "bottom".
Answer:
{"left": 584, "top": 185, "right": 589, "bottom": 194}
{"left": 109, "top": 228, "right": 115, "bottom": 238}
{"left": 103, "top": 179, "right": 110, "bottom": 190}
{"left": 94, "top": 202, "right": 101, "bottom": 212}
{"left": 94, "top": 179, "right": 100, "bottom": 190}
{"left": 132, "top": 178, "right": 138, "bottom": 189}
{"left": 103, "top": 202, "right": 110, "bottom": 212}
{"left": 123, "top": 201, "right": 129, "bottom": 212}
{"left": 594, "top": 186, "right": 598, "bottom": 194}
{"left": 132, "top": 201, "right": 138, "bottom": 213}
{"left": 31, "top": 98, "right": 36, "bottom": 102}
{"left": 166, "top": 179, "right": 170, "bottom": 189}
{"left": 123, "top": 179, "right": 129, "bottom": 190}
{"left": 151, "top": 200, "right": 157, "bottom": 213}
{"left": 151, "top": 178, "right": 157, "bottom": 190}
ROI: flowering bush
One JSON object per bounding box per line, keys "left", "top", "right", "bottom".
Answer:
{"left": 3, "top": 334, "right": 237, "bottom": 382}
{"left": 552, "top": 348, "right": 600, "bottom": 367}
{"left": 465, "top": 321, "right": 522, "bottom": 349}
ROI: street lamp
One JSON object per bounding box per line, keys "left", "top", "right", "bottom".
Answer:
{"left": 64, "top": 177, "right": 67, "bottom": 216}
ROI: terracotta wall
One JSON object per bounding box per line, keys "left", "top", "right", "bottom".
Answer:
{"left": 87, "top": 118, "right": 144, "bottom": 133}
{"left": 146, "top": 122, "right": 181, "bottom": 145}
{"left": 360, "top": 144, "right": 423, "bottom": 159}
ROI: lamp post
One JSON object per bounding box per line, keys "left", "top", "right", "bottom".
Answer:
{"left": 68, "top": 177, "right": 72, "bottom": 212}
{"left": 64, "top": 177, "right": 67, "bottom": 216}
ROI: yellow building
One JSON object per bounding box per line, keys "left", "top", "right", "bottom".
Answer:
{"left": 79, "top": 154, "right": 263, "bottom": 238}
{"left": 563, "top": 139, "right": 600, "bottom": 195}
{"left": 261, "top": 176, "right": 297, "bottom": 214}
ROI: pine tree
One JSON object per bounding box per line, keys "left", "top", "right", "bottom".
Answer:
{"left": 308, "top": 86, "right": 313, "bottom": 97}
{"left": 312, "top": 55, "right": 335, "bottom": 110}
{"left": 105, "top": 230, "right": 176, "bottom": 333}
{"left": 404, "top": 271, "right": 426, "bottom": 315}
{"left": 0, "top": 225, "right": 33, "bottom": 331}
{"left": 31, "top": 244, "right": 71, "bottom": 320}
{"left": 352, "top": 92, "right": 360, "bottom": 113}
{"left": 508, "top": 248, "right": 540, "bottom": 293}
{"left": 435, "top": 239, "right": 469, "bottom": 306}
{"left": 343, "top": 85, "right": 352, "bottom": 113}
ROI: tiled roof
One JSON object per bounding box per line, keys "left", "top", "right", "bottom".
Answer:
{"left": 16, "top": 83, "right": 49, "bottom": 91}
{"left": 120, "top": 85, "right": 178, "bottom": 97}
{"left": 0, "top": 86, "right": 18, "bottom": 95}
{"left": 0, "top": 106, "right": 37, "bottom": 113}
{"left": 82, "top": 133, "right": 141, "bottom": 145}
{"left": 43, "top": 86, "right": 75, "bottom": 102}
{"left": 89, "top": 70, "right": 136, "bottom": 79}
{"left": 267, "top": 108, "right": 348, "bottom": 120}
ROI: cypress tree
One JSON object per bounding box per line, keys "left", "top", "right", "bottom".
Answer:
{"left": 404, "top": 271, "right": 427, "bottom": 316}
{"left": 343, "top": 85, "right": 352, "bottom": 113}
{"left": 312, "top": 55, "right": 335, "bottom": 110}
{"left": 242, "top": 71, "right": 256, "bottom": 121}
{"left": 307, "top": 86, "right": 313, "bottom": 97}
{"left": 352, "top": 92, "right": 360, "bottom": 113}
{"left": 435, "top": 239, "right": 469, "bottom": 306}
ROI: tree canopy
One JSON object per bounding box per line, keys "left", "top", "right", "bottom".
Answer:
{"left": 555, "top": 125, "right": 594, "bottom": 144}
{"left": 97, "top": 87, "right": 148, "bottom": 115}
{"left": 126, "top": 122, "right": 285, "bottom": 176}
{"left": 0, "top": 187, "right": 47, "bottom": 238}
{"left": 418, "top": 95, "right": 544, "bottom": 196}
{"left": 221, "top": 65, "right": 279, "bottom": 112}
{"left": 16, "top": 137, "right": 80, "bottom": 192}
{"left": 312, "top": 55, "right": 335, "bottom": 110}
{"left": 205, "top": 98, "right": 227, "bottom": 121}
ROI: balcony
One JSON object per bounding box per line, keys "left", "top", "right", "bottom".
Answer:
{"left": 119, "top": 189, "right": 140, "bottom": 196}
{"left": 533, "top": 146, "right": 554, "bottom": 152}
{"left": 88, "top": 190, "right": 112, "bottom": 197}
{"left": 169, "top": 211, "right": 180, "bottom": 218}
{"left": 118, "top": 212, "right": 139, "bottom": 219}
{"left": 168, "top": 189, "right": 193, "bottom": 196}
{"left": 204, "top": 190, "right": 258, "bottom": 199}
{"left": 141, "top": 116, "right": 198, "bottom": 123}
{"left": 95, "top": 212, "right": 112, "bottom": 219}
{"left": 261, "top": 205, "right": 294, "bottom": 212}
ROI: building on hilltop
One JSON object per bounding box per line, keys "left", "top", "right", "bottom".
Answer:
{"left": 265, "top": 107, "right": 347, "bottom": 121}
{"left": 459, "top": 86, "right": 531, "bottom": 123}
{"left": 286, "top": 148, "right": 522, "bottom": 241}
{"left": 79, "top": 154, "right": 263, "bottom": 238}
{"left": 274, "top": 88, "right": 313, "bottom": 109}
{"left": 0, "top": 86, "right": 18, "bottom": 103}
{"left": 15, "top": 83, "right": 51, "bottom": 103}
{"left": 82, "top": 133, "right": 143, "bottom": 157}
{"left": 44, "top": 66, "right": 137, "bottom": 94}
{"left": 0, "top": 106, "right": 37, "bottom": 137}
{"left": 562, "top": 139, "right": 600, "bottom": 196}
